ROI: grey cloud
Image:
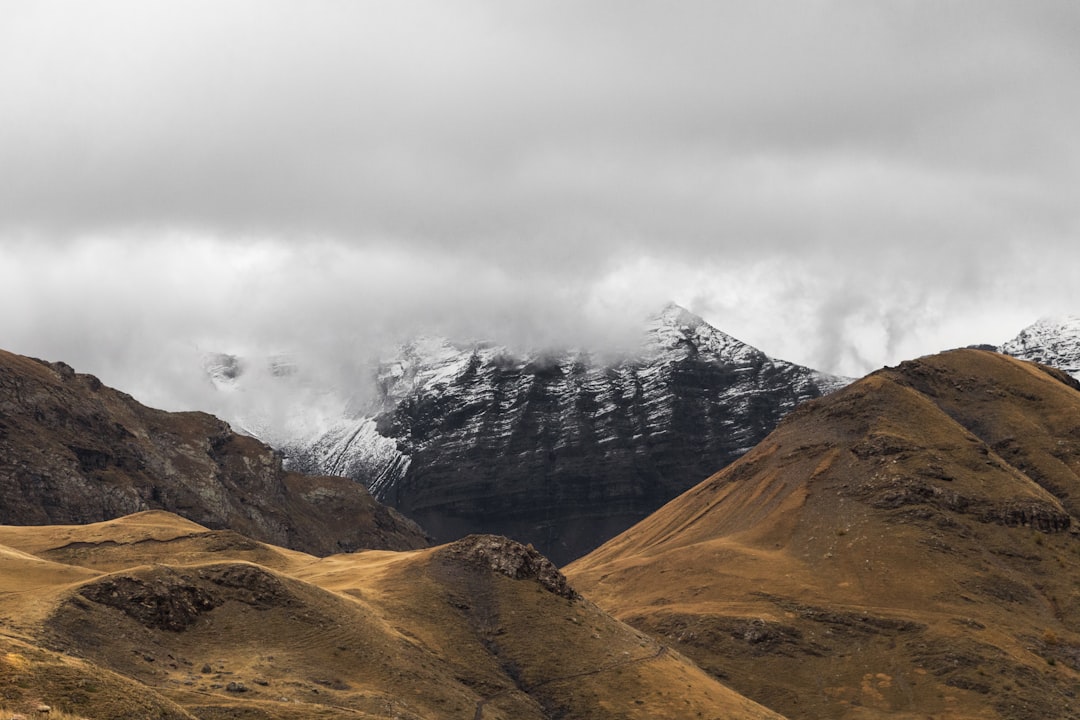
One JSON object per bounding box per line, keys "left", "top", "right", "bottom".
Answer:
{"left": 3, "top": 2, "right": 1077, "bottom": 261}
{"left": 1, "top": 1, "right": 1079, "bottom": 397}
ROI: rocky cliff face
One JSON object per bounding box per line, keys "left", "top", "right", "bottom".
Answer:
{"left": 285, "top": 304, "right": 846, "bottom": 564}
{"left": 0, "top": 349, "right": 428, "bottom": 555}
{"left": 999, "top": 315, "right": 1080, "bottom": 379}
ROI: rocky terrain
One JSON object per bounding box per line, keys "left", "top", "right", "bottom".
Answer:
{"left": 568, "top": 349, "right": 1080, "bottom": 719}
{"left": 215, "top": 304, "right": 846, "bottom": 564}
{"left": 999, "top": 314, "right": 1080, "bottom": 379}
{"left": 0, "top": 511, "right": 784, "bottom": 719}
{"left": 0, "top": 349, "right": 428, "bottom": 556}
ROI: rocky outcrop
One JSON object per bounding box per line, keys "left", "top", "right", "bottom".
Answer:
{"left": 0, "top": 349, "right": 428, "bottom": 555}
{"left": 434, "top": 534, "right": 579, "bottom": 600}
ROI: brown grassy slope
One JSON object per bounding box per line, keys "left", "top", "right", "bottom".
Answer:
{"left": 567, "top": 350, "right": 1080, "bottom": 720}
{"left": 295, "top": 535, "right": 785, "bottom": 720}
{"left": 0, "top": 349, "right": 428, "bottom": 555}
{"left": 0, "top": 512, "right": 784, "bottom": 720}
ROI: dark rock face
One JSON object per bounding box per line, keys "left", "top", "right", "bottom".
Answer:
{"left": 73, "top": 564, "right": 301, "bottom": 634}
{"left": 0, "top": 349, "right": 428, "bottom": 555}
{"left": 294, "top": 305, "right": 846, "bottom": 564}
{"left": 78, "top": 573, "right": 222, "bottom": 632}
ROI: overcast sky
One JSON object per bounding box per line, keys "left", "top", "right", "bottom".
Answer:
{"left": 2, "top": 1, "right": 1078, "bottom": 410}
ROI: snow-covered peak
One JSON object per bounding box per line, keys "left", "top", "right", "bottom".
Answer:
{"left": 655, "top": 301, "right": 704, "bottom": 328}
{"left": 200, "top": 301, "right": 845, "bottom": 456}
{"left": 999, "top": 315, "right": 1080, "bottom": 379}
{"left": 645, "top": 303, "right": 760, "bottom": 365}
{"left": 376, "top": 336, "right": 492, "bottom": 405}
{"left": 373, "top": 304, "right": 768, "bottom": 405}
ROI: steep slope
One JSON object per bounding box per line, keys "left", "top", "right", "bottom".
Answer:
{"left": 280, "top": 304, "right": 845, "bottom": 564}
{"left": 0, "top": 349, "right": 428, "bottom": 555}
{"left": 568, "top": 350, "right": 1080, "bottom": 719}
{"left": 0, "top": 511, "right": 784, "bottom": 720}
{"left": 999, "top": 314, "right": 1080, "bottom": 379}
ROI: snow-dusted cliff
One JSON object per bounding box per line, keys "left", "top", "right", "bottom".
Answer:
{"left": 204, "top": 304, "right": 847, "bottom": 564}
{"left": 999, "top": 316, "right": 1080, "bottom": 380}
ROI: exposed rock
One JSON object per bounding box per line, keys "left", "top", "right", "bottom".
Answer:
{"left": 435, "top": 534, "right": 579, "bottom": 600}
{"left": 61, "top": 564, "right": 306, "bottom": 636}
{"left": 0, "top": 348, "right": 429, "bottom": 556}
{"left": 77, "top": 572, "right": 218, "bottom": 632}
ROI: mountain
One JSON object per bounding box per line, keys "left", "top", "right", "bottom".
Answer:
{"left": 567, "top": 350, "right": 1080, "bottom": 719}
{"left": 0, "top": 348, "right": 428, "bottom": 555}
{"left": 999, "top": 315, "right": 1080, "bottom": 379}
{"left": 262, "top": 303, "right": 847, "bottom": 565}
{"left": 0, "top": 510, "right": 785, "bottom": 719}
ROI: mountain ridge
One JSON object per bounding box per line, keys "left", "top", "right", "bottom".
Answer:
{"left": 0, "top": 348, "right": 428, "bottom": 556}
{"left": 567, "top": 349, "right": 1080, "bottom": 719}
{"left": 268, "top": 303, "right": 848, "bottom": 564}
{"left": 999, "top": 314, "right": 1080, "bottom": 379}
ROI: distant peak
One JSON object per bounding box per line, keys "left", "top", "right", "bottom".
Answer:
{"left": 653, "top": 302, "right": 706, "bottom": 329}
{"left": 1025, "top": 315, "right": 1080, "bottom": 332}
{"left": 1001, "top": 315, "right": 1080, "bottom": 348}
{"left": 642, "top": 302, "right": 763, "bottom": 366}
{"left": 999, "top": 314, "right": 1080, "bottom": 380}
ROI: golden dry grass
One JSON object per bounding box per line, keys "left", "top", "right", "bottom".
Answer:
{"left": 0, "top": 512, "right": 783, "bottom": 719}
{"left": 568, "top": 350, "right": 1080, "bottom": 719}
{"left": 1, "top": 709, "right": 91, "bottom": 720}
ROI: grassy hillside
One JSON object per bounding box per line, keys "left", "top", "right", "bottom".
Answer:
{"left": 0, "top": 512, "right": 782, "bottom": 719}
{"left": 568, "top": 350, "right": 1080, "bottom": 719}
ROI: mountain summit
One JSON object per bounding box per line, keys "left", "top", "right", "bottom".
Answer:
{"left": 274, "top": 303, "right": 847, "bottom": 564}
{"left": 647, "top": 301, "right": 760, "bottom": 363}
{"left": 999, "top": 314, "right": 1080, "bottom": 379}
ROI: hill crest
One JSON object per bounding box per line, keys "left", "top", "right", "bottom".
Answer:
{"left": 569, "top": 349, "right": 1080, "bottom": 719}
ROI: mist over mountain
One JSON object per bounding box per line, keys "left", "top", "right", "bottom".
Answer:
{"left": 203, "top": 303, "right": 846, "bottom": 564}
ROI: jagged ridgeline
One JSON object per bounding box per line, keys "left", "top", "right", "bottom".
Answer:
{"left": 228, "top": 304, "right": 846, "bottom": 565}
{"left": 999, "top": 314, "right": 1080, "bottom": 380}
